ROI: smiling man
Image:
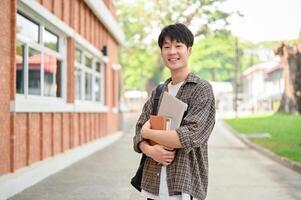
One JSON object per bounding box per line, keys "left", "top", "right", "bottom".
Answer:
{"left": 133, "top": 23, "right": 216, "bottom": 200}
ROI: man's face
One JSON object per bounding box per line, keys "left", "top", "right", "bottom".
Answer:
{"left": 161, "top": 37, "right": 192, "bottom": 72}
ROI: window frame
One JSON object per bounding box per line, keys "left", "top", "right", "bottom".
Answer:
{"left": 16, "top": 11, "right": 66, "bottom": 100}
{"left": 74, "top": 47, "right": 105, "bottom": 105}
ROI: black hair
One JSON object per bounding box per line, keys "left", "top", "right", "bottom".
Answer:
{"left": 158, "top": 23, "right": 194, "bottom": 49}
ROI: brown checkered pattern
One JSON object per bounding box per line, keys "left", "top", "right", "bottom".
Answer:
{"left": 133, "top": 73, "right": 216, "bottom": 200}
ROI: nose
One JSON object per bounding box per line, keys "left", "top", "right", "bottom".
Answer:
{"left": 168, "top": 46, "right": 176, "bottom": 54}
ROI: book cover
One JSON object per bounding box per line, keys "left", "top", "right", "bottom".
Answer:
{"left": 148, "top": 115, "right": 171, "bottom": 145}
{"left": 157, "top": 92, "right": 188, "bottom": 129}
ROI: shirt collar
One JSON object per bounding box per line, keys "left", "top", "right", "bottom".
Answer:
{"left": 164, "top": 72, "right": 199, "bottom": 85}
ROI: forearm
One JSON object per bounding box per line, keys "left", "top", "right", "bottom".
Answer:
{"left": 139, "top": 140, "right": 152, "bottom": 156}
{"left": 144, "top": 129, "right": 182, "bottom": 148}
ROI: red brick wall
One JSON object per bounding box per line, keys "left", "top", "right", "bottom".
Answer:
{"left": 8, "top": 112, "right": 110, "bottom": 172}
{"left": 0, "top": 0, "right": 16, "bottom": 174}
{"left": 28, "top": 113, "right": 41, "bottom": 165}
{"left": 72, "top": 113, "right": 80, "bottom": 147}
{"left": 42, "top": 114, "right": 52, "bottom": 159}
{"left": 62, "top": 0, "right": 71, "bottom": 25}
{"left": 103, "top": 0, "right": 117, "bottom": 19}
{"left": 0, "top": 0, "right": 121, "bottom": 176}
{"left": 62, "top": 113, "right": 70, "bottom": 151}
{"left": 53, "top": 113, "right": 62, "bottom": 155}
{"left": 13, "top": 114, "right": 27, "bottom": 171}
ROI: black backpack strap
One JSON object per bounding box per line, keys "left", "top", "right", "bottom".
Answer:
{"left": 151, "top": 84, "right": 164, "bottom": 115}
{"left": 130, "top": 84, "right": 164, "bottom": 192}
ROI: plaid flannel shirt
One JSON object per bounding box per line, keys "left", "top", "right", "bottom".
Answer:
{"left": 133, "top": 73, "right": 216, "bottom": 200}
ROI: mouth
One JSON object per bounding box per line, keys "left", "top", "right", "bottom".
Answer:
{"left": 168, "top": 58, "right": 180, "bottom": 61}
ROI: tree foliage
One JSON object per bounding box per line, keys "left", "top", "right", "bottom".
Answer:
{"left": 116, "top": 0, "right": 241, "bottom": 90}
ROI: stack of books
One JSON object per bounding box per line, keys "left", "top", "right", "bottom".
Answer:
{"left": 149, "top": 92, "right": 188, "bottom": 145}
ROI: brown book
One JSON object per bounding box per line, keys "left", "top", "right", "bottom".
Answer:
{"left": 148, "top": 115, "right": 171, "bottom": 145}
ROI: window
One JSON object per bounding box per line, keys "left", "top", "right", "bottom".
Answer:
{"left": 85, "top": 72, "right": 93, "bottom": 101}
{"left": 95, "top": 62, "right": 102, "bottom": 102}
{"left": 75, "top": 48, "right": 104, "bottom": 104}
{"left": 28, "top": 48, "right": 41, "bottom": 95}
{"left": 44, "top": 54, "right": 62, "bottom": 97}
{"left": 75, "top": 68, "right": 82, "bottom": 99}
{"left": 16, "top": 12, "right": 64, "bottom": 98}
{"left": 16, "top": 13, "right": 39, "bottom": 43}
{"left": 16, "top": 42, "right": 25, "bottom": 94}
{"left": 43, "top": 29, "right": 59, "bottom": 52}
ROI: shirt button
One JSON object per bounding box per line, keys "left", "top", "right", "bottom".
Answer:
{"left": 157, "top": 173, "right": 160, "bottom": 176}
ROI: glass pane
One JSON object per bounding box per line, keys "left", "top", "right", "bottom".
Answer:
{"left": 17, "top": 13, "right": 39, "bottom": 43}
{"left": 84, "top": 56, "right": 92, "bottom": 68}
{"left": 44, "top": 54, "right": 60, "bottom": 97}
{"left": 28, "top": 48, "right": 41, "bottom": 95}
{"left": 44, "top": 29, "right": 59, "bottom": 52}
{"left": 95, "top": 77, "right": 101, "bottom": 102}
{"left": 16, "top": 42, "right": 24, "bottom": 94}
{"left": 55, "top": 60, "right": 62, "bottom": 97}
{"left": 75, "top": 68, "right": 82, "bottom": 99}
{"left": 75, "top": 49, "right": 82, "bottom": 63}
{"left": 85, "top": 72, "right": 92, "bottom": 101}
{"left": 96, "top": 62, "right": 102, "bottom": 73}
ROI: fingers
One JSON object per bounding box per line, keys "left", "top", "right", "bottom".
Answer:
{"left": 164, "top": 150, "right": 175, "bottom": 157}
{"left": 150, "top": 144, "right": 176, "bottom": 166}
{"left": 162, "top": 158, "right": 173, "bottom": 166}
{"left": 163, "top": 146, "right": 174, "bottom": 151}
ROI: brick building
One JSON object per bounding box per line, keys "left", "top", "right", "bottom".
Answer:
{"left": 0, "top": 0, "right": 124, "bottom": 196}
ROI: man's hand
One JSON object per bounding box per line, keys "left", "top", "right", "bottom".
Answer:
{"left": 150, "top": 145, "right": 176, "bottom": 166}
{"left": 139, "top": 141, "right": 175, "bottom": 166}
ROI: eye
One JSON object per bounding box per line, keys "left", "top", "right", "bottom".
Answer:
{"left": 163, "top": 45, "right": 170, "bottom": 49}
{"left": 176, "top": 44, "right": 183, "bottom": 48}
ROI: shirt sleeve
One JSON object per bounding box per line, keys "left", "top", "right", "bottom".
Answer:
{"left": 133, "top": 89, "right": 155, "bottom": 153}
{"left": 176, "top": 81, "right": 216, "bottom": 154}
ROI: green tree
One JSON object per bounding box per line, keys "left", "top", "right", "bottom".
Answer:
{"left": 189, "top": 32, "right": 260, "bottom": 81}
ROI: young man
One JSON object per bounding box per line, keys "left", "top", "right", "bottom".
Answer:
{"left": 133, "top": 23, "right": 215, "bottom": 200}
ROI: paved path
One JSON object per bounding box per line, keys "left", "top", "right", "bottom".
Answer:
{"left": 9, "top": 114, "right": 301, "bottom": 200}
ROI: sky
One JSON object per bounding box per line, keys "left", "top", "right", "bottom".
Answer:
{"left": 119, "top": 0, "right": 301, "bottom": 43}
{"left": 223, "top": 0, "right": 301, "bottom": 42}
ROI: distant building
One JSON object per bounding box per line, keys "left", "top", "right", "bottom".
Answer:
{"left": 240, "top": 61, "right": 284, "bottom": 112}
{"left": 0, "top": 0, "right": 124, "bottom": 179}
{"left": 210, "top": 81, "right": 234, "bottom": 113}
{"left": 124, "top": 90, "right": 148, "bottom": 112}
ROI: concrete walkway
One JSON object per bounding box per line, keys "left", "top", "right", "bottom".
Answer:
{"left": 9, "top": 113, "right": 301, "bottom": 200}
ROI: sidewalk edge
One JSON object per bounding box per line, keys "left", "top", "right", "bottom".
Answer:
{"left": 220, "top": 119, "right": 301, "bottom": 175}
{"left": 0, "top": 131, "right": 123, "bottom": 200}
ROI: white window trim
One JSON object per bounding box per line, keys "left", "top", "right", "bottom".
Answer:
{"left": 11, "top": 94, "right": 109, "bottom": 113}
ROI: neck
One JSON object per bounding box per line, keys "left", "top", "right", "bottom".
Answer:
{"left": 170, "top": 67, "right": 190, "bottom": 84}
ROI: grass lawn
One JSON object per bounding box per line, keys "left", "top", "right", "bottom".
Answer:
{"left": 224, "top": 113, "right": 301, "bottom": 163}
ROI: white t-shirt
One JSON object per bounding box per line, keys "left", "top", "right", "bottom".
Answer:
{"left": 141, "top": 81, "right": 197, "bottom": 200}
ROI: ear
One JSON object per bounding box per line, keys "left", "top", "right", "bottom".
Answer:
{"left": 187, "top": 47, "right": 192, "bottom": 56}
